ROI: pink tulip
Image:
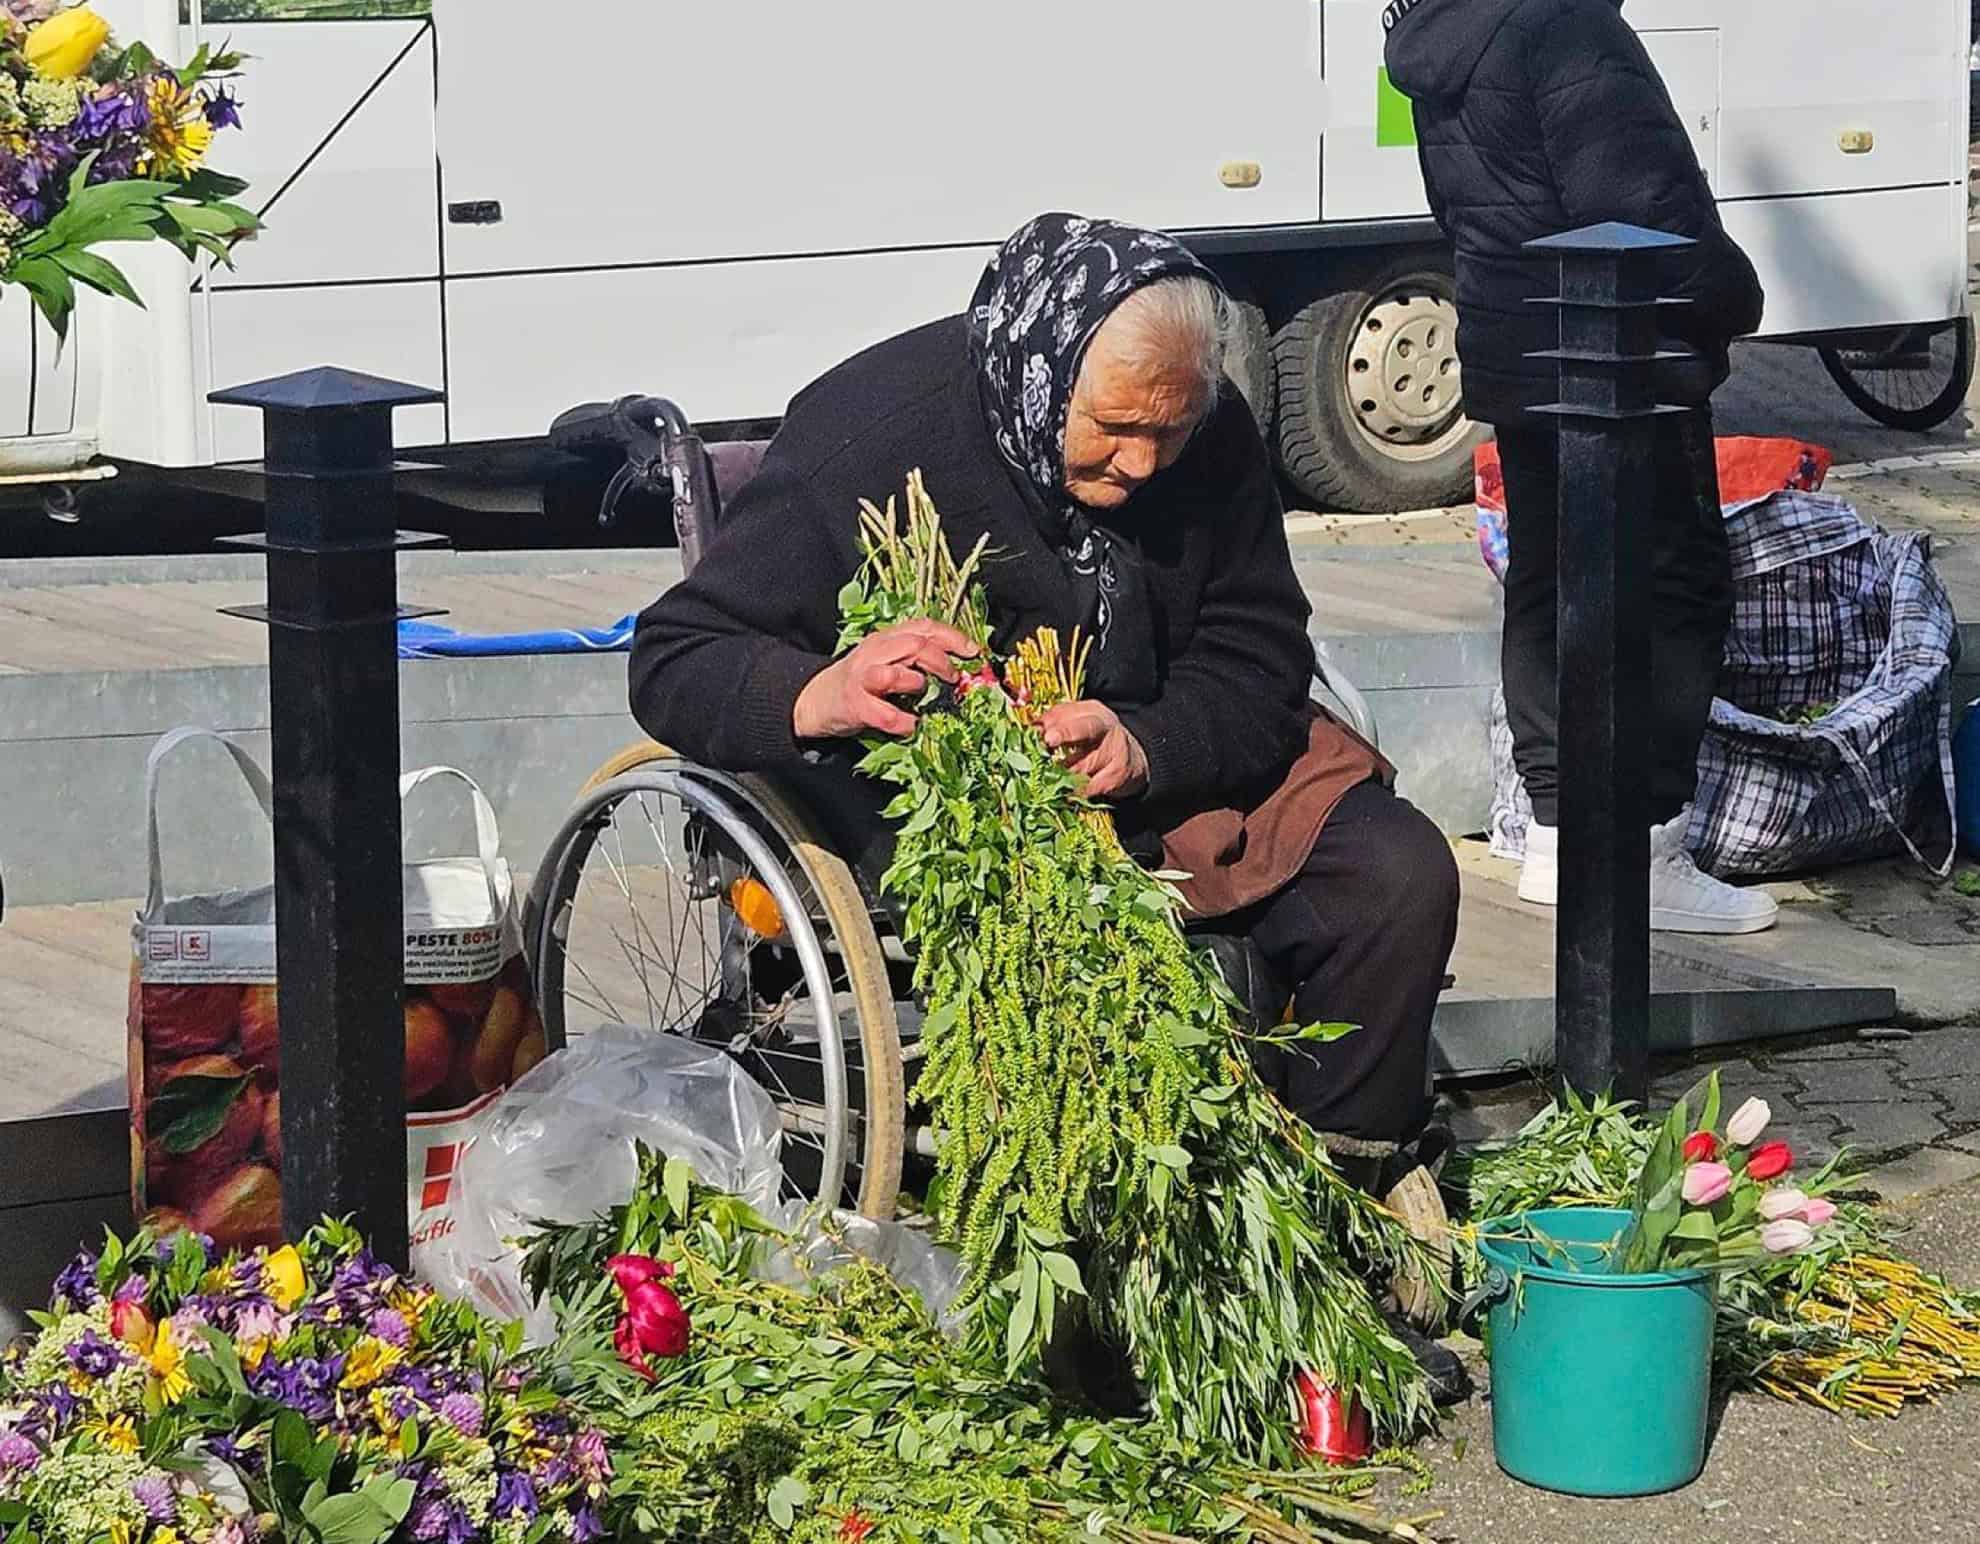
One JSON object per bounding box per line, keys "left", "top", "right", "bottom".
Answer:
{"left": 1725, "top": 1098, "right": 1771, "bottom": 1146}
{"left": 1756, "top": 1188, "right": 1808, "bottom": 1221}
{"left": 1799, "top": 1198, "right": 1838, "bottom": 1228}
{"left": 1761, "top": 1218, "right": 1815, "bottom": 1254}
{"left": 1681, "top": 1161, "right": 1733, "bottom": 1206}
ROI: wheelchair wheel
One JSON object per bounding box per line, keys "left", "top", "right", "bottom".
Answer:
{"left": 527, "top": 743, "right": 904, "bottom": 1218}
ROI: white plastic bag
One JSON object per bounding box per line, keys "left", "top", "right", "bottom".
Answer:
{"left": 430, "top": 1026, "right": 785, "bottom": 1337}
{"left": 757, "top": 1211, "right": 970, "bottom": 1337}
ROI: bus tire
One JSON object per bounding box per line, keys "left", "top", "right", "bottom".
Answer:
{"left": 1271, "top": 253, "right": 1485, "bottom": 513}
{"left": 1224, "top": 295, "right": 1277, "bottom": 438}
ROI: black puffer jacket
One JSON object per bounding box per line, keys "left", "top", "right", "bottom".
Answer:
{"left": 1383, "top": 0, "right": 1763, "bottom": 425}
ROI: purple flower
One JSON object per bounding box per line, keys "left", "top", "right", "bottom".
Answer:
{"left": 248, "top": 1354, "right": 345, "bottom": 1423}
{"left": 572, "top": 1504, "right": 605, "bottom": 1542}
{"left": 408, "top": 1497, "right": 476, "bottom": 1544}
{"left": 206, "top": 1432, "right": 263, "bottom": 1478}
{"left": 0, "top": 1433, "right": 40, "bottom": 1473}
{"left": 203, "top": 86, "right": 241, "bottom": 132}
{"left": 64, "top": 1330, "right": 126, "bottom": 1379}
{"left": 111, "top": 1274, "right": 149, "bottom": 1306}
{"left": 366, "top": 1308, "right": 410, "bottom": 1348}
{"left": 532, "top": 1456, "right": 574, "bottom": 1493}
{"left": 574, "top": 1427, "right": 610, "bottom": 1485}
{"left": 51, "top": 1250, "right": 102, "bottom": 1311}
{"left": 131, "top": 1473, "right": 177, "bottom": 1524}
{"left": 438, "top": 1393, "right": 483, "bottom": 1438}
{"left": 492, "top": 1467, "right": 538, "bottom": 1520}
{"left": 33, "top": 1385, "right": 78, "bottom": 1431}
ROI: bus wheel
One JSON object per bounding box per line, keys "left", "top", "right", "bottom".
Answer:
{"left": 1272, "top": 253, "right": 1484, "bottom": 513}
{"left": 1223, "top": 295, "right": 1277, "bottom": 438}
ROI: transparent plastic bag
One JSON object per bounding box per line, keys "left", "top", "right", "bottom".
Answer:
{"left": 757, "top": 1210, "right": 970, "bottom": 1338}
{"left": 423, "top": 1026, "right": 783, "bottom": 1338}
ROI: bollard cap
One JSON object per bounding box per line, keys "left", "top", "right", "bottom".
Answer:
{"left": 209, "top": 365, "right": 444, "bottom": 413}
{"left": 1524, "top": 222, "right": 1696, "bottom": 255}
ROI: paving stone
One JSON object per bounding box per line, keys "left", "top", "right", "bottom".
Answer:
{"left": 1859, "top": 1145, "right": 1980, "bottom": 1203}
{"left": 1828, "top": 1100, "right": 1950, "bottom": 1154}
{"left": 1765, "top": 1040, "right": 1895, "bottom": 1064}
{"left": 1944, "top": 1132, "right": 1980, "bottom": 1156}
{"left": 1924, "top": 1076, "right": 1980, "bottom": 1126}
{"left": 1782, "top": 1057, "right": 1914, "bottom": 1106}
{"left": 1887, "top": 1027, "right": 1980, "bottom": 1083}
{"left": 1871, "top": 911, "right": 1980, "bottom": 946}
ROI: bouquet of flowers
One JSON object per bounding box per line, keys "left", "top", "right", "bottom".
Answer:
{"left": 1608, "top": 1071, "right": 1834, "bottom": 1274}
{"left": 0, "top": 1, "right": 257, "bottom": 339}
{"left": 0, "top": 1220, "right": 610, "bottom": 1543}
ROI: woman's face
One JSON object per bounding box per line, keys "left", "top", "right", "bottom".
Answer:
{"left": 1062, "top": 331, "right": 1209, "bottom": 512}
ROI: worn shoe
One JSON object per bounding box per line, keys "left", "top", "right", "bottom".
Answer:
{"left": 1383, "top": 1313, "right": 1473, "bottom": 1406}
{"left": 1650, "top": 810, "right": 1779, "bottom": 935}
{"left": 1517, "top": 821, "right": 1558, "bottom": 905}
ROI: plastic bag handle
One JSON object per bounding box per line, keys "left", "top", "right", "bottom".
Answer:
{"left": 399, "top": 766, "right": 505, "bottom": 918}
{"left": 144, "top": 727, "right": 274, "bottom": 920}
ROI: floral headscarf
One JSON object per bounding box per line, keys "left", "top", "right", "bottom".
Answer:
{"left": 967, "top": 213, "right": 1220, "bottom": 690}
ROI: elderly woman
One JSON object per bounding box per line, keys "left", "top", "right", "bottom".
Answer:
{"left": 630, "top": 215, "right": 1463, "bottom": 1391}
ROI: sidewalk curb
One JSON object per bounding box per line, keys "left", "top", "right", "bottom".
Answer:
{"left": 1860, "top": 1143, "right": 1980, "bottom": 1205}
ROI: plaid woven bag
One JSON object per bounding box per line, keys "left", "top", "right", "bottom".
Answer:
{"left": 1689, "top": 491, "right": 1961, "bottom": 878}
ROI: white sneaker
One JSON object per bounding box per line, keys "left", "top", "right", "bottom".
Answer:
{"left": 1517, "top": 815, "right": 1780, "bottom": 935}
{"left": 1518, "top": 822, "right": 1558, "bottom": 905}
{"left": 1649, "top": 811, "right": 1779, "bottom": 935}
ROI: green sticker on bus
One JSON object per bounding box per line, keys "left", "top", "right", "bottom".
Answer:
{"left": 1377, "top": 68, "right": 1418, "bottom": 148}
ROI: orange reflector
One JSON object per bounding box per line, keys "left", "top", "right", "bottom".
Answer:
{"left": 728, "top": 876, "right": 787, "bottom": 939}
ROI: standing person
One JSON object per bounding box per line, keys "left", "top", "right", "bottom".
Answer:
{"left": 1385, "top": 0, "right": 1778, "bottom": 932}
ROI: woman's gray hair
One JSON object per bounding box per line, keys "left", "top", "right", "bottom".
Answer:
{"left": 1091, "top": 275, "right": 1235, "bottom": 411}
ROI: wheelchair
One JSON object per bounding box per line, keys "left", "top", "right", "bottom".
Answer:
{"left": 524, "top": 395, "right": 1422, "bottom": 1248}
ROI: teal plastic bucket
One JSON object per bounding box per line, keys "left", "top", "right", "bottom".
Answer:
{"left": 1477, "top": 1206, "right": 1715, "bottom": 1497}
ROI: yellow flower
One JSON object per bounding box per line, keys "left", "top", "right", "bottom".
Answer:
{"left": 88, "top": 1413, "right": 140, "bottom": 1454}
{"left": 264, "top": 1245, "right": 306, "bottom": 1312}
{"left": 109, "top": 1522, "right": 133, "bottom": 1544}
{"left": 368, "top": 1386, "right": 403, "bottom": 1437}
{"left": 24, "top": 7, "right": 110, "bottom": 81}
{"left": 138, "top": 76, "right": 212, "bottom": 178}
{"left": 148, "top": 1320, "right": 192, "bottom": 1406}
{"left": 155, "top": 1531, "right": 182, "bottom": 1544}
{"left": 339, "top": 1337, "right": 404, "bottom": 1392}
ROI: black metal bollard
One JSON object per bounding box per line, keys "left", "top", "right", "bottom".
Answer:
{"left": 211, "top": 366, "right": 446, "bottom": 1269}
{"left": 1526, "top": 223, "right": 1697, "bottom": 1106}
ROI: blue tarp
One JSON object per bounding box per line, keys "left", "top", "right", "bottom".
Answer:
{"left": 397, "top": 615, "right": 637, "bottom": 660}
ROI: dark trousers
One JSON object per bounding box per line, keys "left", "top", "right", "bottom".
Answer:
{"left": 1496, "top": 410, "right": 1734, "bottom": 828}
{"left": 1240, "top": 781, "right": 1459, "bottom": 1151}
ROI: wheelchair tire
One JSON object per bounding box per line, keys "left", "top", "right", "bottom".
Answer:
{"left": 529, "top": 743, "right": 905, "bottom": 1219}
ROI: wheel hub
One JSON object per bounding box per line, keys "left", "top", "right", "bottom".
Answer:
{"left": 1345, "top": 289, "right": 1464, "bottom": 449}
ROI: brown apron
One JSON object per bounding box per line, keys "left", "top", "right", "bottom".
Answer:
{"left": 1160, "top": 706, "right": 1391, "bottom": 921}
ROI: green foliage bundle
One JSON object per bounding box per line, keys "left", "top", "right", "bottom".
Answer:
{"left": 1450, "top": 1086, "right": 1980, "bottom": 1413}
{"left": 523, "top": 1147, "right": 1440, "bottom": 1544}
{"left": 836, "top": 474, "right": 1435, "bottom": 1457}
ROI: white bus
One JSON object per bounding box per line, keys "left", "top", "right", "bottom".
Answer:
{"left": 8, "top": 0, "right": 1972, "bottom": 520}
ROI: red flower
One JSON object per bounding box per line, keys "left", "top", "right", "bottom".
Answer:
{"left": 839, "top": 1513, "right": 876, "bottom": 1542}
{"left": 1293, "top": 1370, "right": 1372, "bottom": 1466}
{"left": 607, "top": 1253, "right": 690, "bottom": 1378}
{"left": 1746, "top": 1141, "right": 1793, "bottom": 1182}
{"left": 606, "top": 1254, "right": 672, "bottom": 1293}
{"left": 1680, "top": 1130, "right": 1718, "bottom": 1164}
{"left": 623, "top": 1281, "right": 691, "bottom": 1359}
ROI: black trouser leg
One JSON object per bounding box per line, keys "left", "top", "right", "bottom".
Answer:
{"left": 1242, "top": 782, "right": 1459, "bottom": 1152}
{"left": 1495, "top": 410, "right": 1734, "bottom": 828}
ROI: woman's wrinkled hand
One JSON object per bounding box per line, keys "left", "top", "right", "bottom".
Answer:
{"left": 793, "top": 619, "right": 976, "bottom": 741}
{"left": 1040, "top": 700, "right": 1149, "bottom": 800}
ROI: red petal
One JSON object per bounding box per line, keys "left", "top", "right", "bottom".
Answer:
{"left": 613, "top": 1314, "right": 656, "bottom": 1381}
{"left": 1293, "top": 1370, "right": 1373, "bottom": 1465}
{"left": 606, "top": 1254, "right": 669, "bottom": 1295}
{"left": 627, "top": 1284, "right": 693, "bottom": 1358}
